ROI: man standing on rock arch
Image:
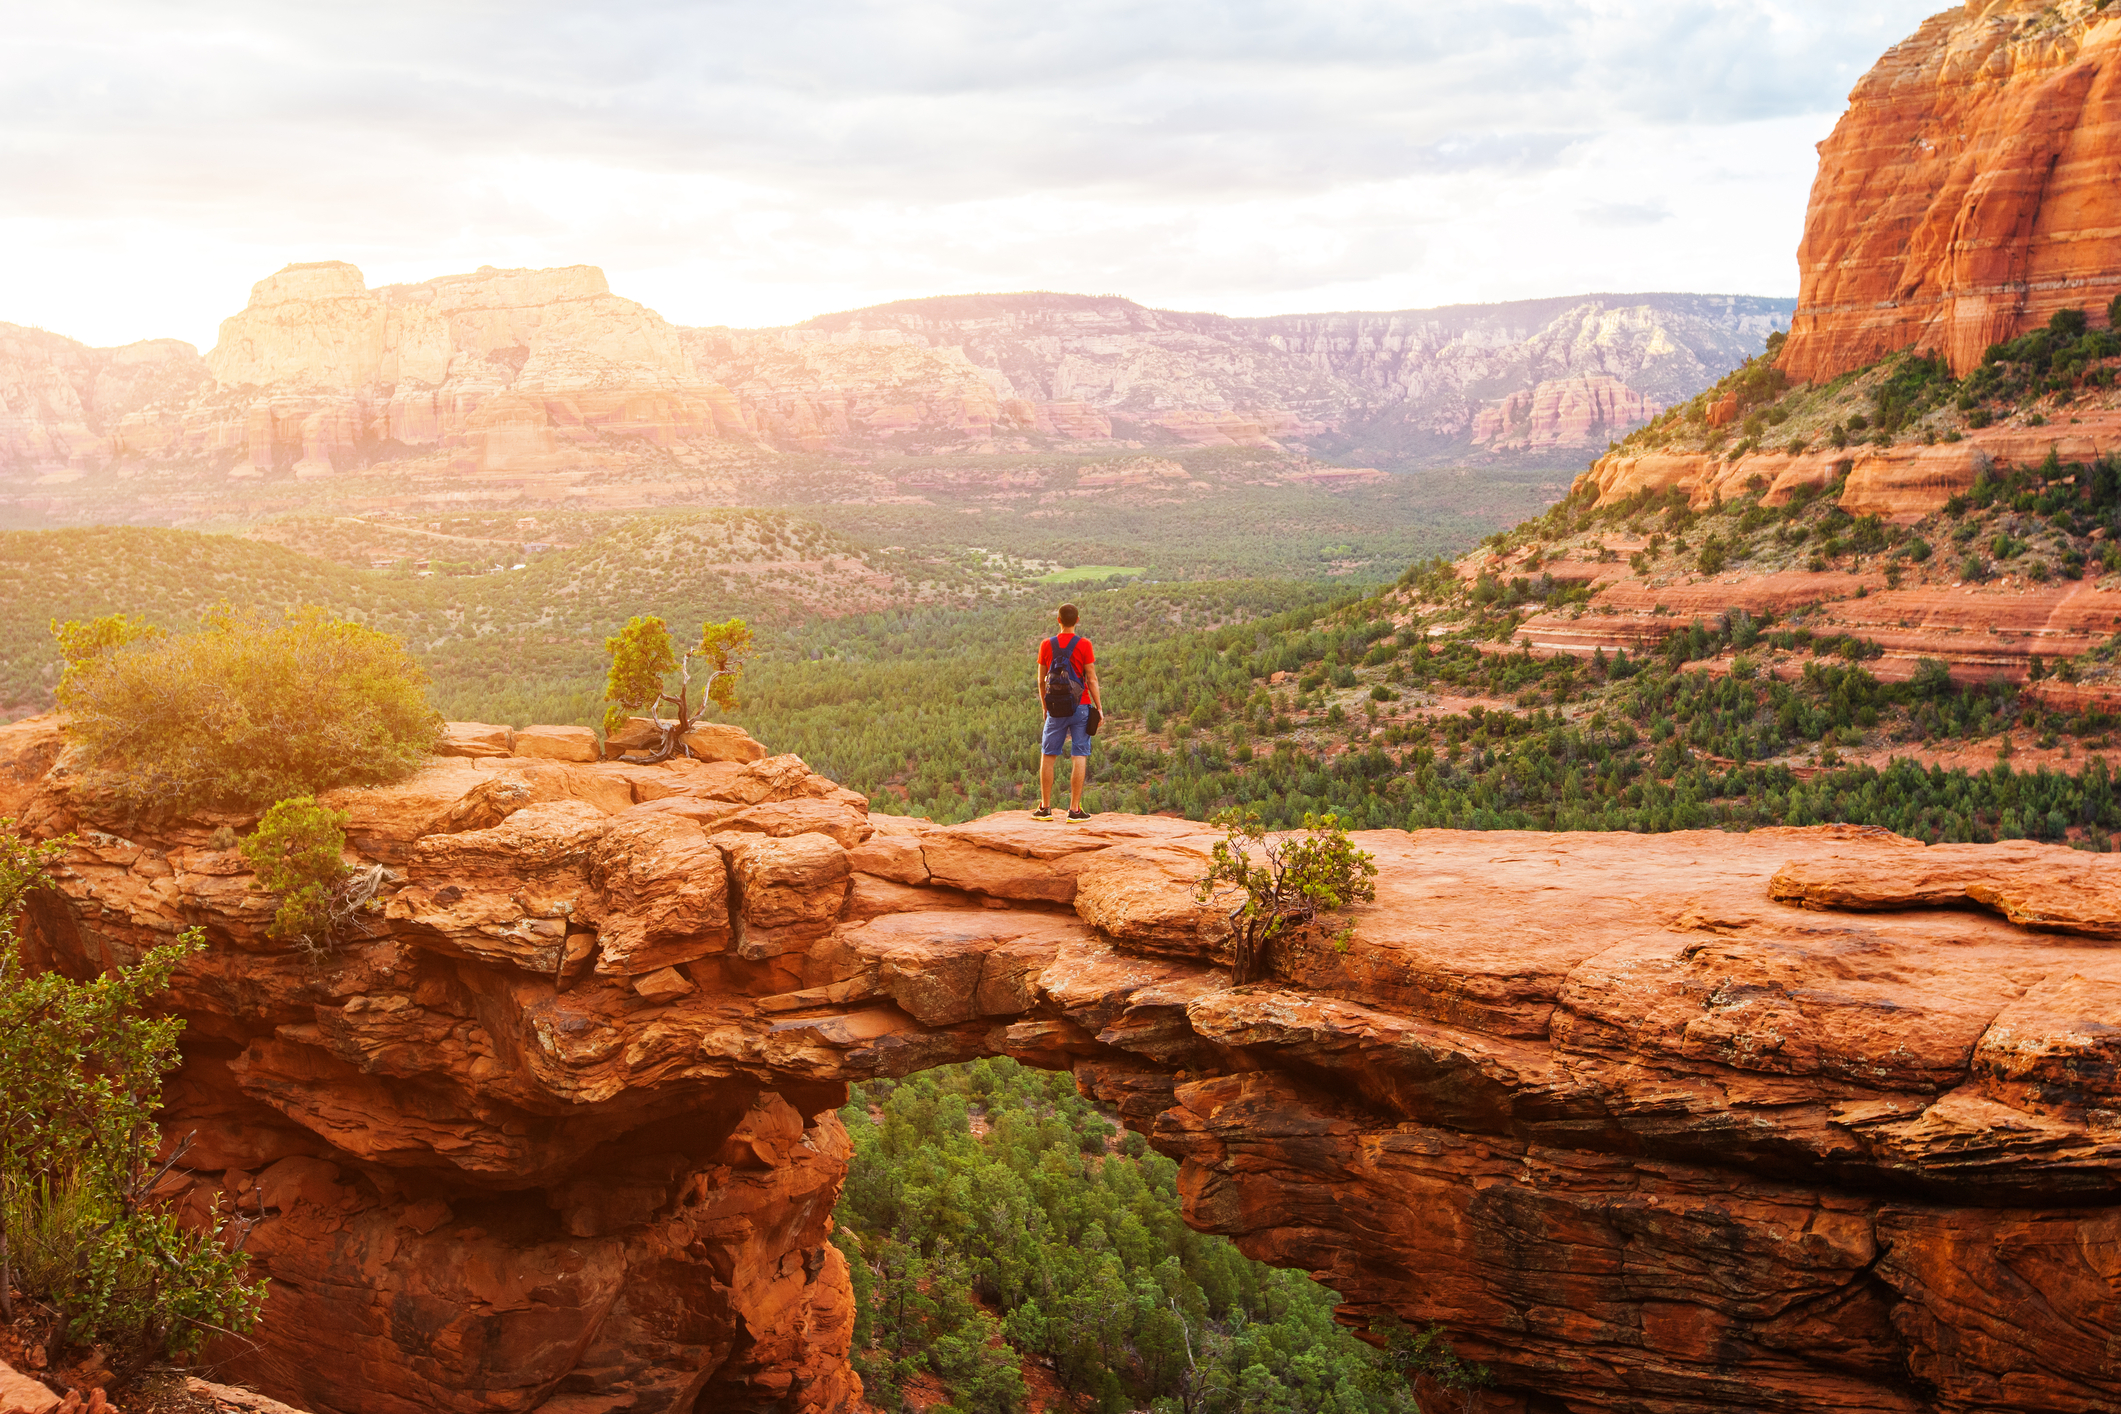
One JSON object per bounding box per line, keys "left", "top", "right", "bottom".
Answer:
{"left": 1033, "top": 602, "right": 1101, "bottom": 823}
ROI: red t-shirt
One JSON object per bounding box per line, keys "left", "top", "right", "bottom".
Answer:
{"left": 1039, "top": 633, "right": 1093, "bottom": 681}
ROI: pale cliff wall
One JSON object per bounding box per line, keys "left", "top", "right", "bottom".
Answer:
{"left": 2, "top": 271, "right": 1790, "bottom": 491}
{"left": 0, "top": 323, "right": 207, "bottom": 471}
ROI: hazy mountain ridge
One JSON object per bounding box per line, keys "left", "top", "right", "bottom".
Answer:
{"left": 790, "top": 289, "right": 1794, "bottom": 465}
{"left": 0, "top": 267, "right": 1790, "bottom": 526}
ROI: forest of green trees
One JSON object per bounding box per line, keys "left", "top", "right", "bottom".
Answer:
{"left": 833, "top": 1060, "right": 1426, "bottom": 1414}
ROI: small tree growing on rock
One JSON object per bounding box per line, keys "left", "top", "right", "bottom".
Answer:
{"left": 1196, "top": 809, "right": 1377, "bottom": 984}
{"left": 0, "top": 825, "right": 265, "bottom": 1380}
{"left": 238, "top": 796, "right": 386, "bottom": 960}
{"left": 601, "top": 615, "right": 753, "bottom": 762}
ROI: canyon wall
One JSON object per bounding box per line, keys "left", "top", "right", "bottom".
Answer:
{"left": 792, "top": 290, "right": 1791, "bottom": 466}
{"left": 1780, "top": 0, "right": 2121, "bottom": 381}
{"left": 0, "top": 324, "right": 207, "bottom": 472}
{"left": 0, "top": 271, "right": 1789, "bottom": 503}
{"left": 3, "top": 717, "right": 2118, "bottom": 1413}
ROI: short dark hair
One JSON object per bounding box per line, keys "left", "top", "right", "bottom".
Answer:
{"left": 1057, "top": 603, "right": 1079, "bottom": 627}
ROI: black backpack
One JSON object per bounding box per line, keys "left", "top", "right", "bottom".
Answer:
{"left": 1042, "top": 633, "right": 1084, "bottom": 718}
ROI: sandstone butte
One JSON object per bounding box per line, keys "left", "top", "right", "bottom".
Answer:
{"left": 2, "top": 716, "right": 2118, "bottom": 1413}
{"left": 1780, "top": 0, "right": 2121, "bottom": 383}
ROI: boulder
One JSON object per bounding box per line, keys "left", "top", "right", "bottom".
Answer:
{"left": 584, "top": 812, "right": 733, "bottom": 974}
{"left": 435, "top": 721, "right": 512, "bottom": 758}
{"left": 511, "top": 724, "right": 599, "bottom": 763}
{"left": 848, "top": 817, "right": 930, "bottom": 884}
{"left": 682, "top": 722, "right": 769, "bottom": 763}
{"left": 1073, "top": 842, "right": 1224, "bottom": 959}
{"left": 632, "top": 965, "right": 695, "bottom": 1001}
{"left": 726, "top": 832, "right": 851, "bottom": 951}
{"left": 601, "top": 715, "right": 665, "bottom": 758}
{"left": 0, "top": 1360, "right": 57, "bottom": 1414}
{"left": 712, "top": 797, "right": 874, "bottom": 849}
{"left": 387, "top": 798, "right": 606, "bottom": 972}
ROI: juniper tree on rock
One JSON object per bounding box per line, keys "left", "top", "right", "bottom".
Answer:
{"left": 601, "top": 615, "right": 753, "bottom": 762}
{"left": 1196, "top": 808, "right": 1377, "bottom": 985}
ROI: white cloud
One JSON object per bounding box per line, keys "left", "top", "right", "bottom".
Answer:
{"left": 0, "top": 0, "right": 1940, "bottom": 347}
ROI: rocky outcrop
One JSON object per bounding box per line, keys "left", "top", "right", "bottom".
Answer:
{"left": 1514, "top": 564, "right": 2121, "bottom": 688}
{"left": 115, "top": 262, "right": 753, "bottom": 483}
{"left": 1470, "top": 374, "right": 1660, "bottom": 454}
{"left": 0, "top": 324, "right": 208, "bottom": 473}
{"left": 1780, "top": 0, "right": 2121, "bottom": 381}
{"left": 1574, "top": 405, "right": 2121, "bottom": 518}
{"left": 5, "top": 716, "right": 2120, "bottom": 1412}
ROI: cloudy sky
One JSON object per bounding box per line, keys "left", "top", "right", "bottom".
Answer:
{"left": 4, "top": 0, "right": 1941, "bottom": 349}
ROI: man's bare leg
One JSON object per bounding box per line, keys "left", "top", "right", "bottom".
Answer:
{"left": 1070, "top": 756, "right": 1088, "bottom": 812}
{"left": 1039, "top": 754, "right": 1058, "bottom": 809}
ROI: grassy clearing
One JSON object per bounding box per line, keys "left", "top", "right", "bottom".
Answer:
{"left": 1035, "top": 565, "right": 1145, "bottom": 584}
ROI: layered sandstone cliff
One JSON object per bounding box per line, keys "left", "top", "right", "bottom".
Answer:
{"left": 1780, "top": 0, "right": 2121, "bottom": 381}
{"left": 0, "top": 324, "right": 207, "bottom": 473}
{"left": 3, "top": 717, "right": 2117, "bottom": 1413}
{"left": 0, "top": 270, "right": 1787, "bottom": 505}
{"left": 795, "top": 291, "right": 1790, "bottom": 465}
{"left": 111, "top": 262, "right": 756, "bottom": 482}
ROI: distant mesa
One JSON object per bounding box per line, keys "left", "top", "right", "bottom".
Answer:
{"left": 1781, "top": 0, "right": 2121, "bottom": 381}
{"left": 0, "top": 264, "right": 1789, "bottom": 502}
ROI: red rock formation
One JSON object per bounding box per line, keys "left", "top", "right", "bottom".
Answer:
{"left": 1781, "top": 1, "right": 2121, "bottom": 381}
{"left": 6, "top": 718, "right": 2120, "bottom": 1412}
{"left": 0, "top": 324, "right": 208, "bottom": 472}
{"left": 1575, "top": 404, "right": 2121, "bottom": 519}
{"left": 3, "top": 278, "right": 1791, "bottom": 511}
{"left": 1471, "top": 374, "right": 1661, "bottom": 453}
{"left": 1507, "top": 561, "right": 2121, "bottom": 689}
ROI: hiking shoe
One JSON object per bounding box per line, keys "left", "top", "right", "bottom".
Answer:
{"left": 1067, "top": 808, "right": 1091, "bottom": 824}
{"left": 1030, "top": 805, "right": 1056, "bottom": 822}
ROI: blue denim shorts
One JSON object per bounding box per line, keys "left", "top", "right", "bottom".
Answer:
{"left": 1041, "top": 704, "right": 1092, "bottom": 758}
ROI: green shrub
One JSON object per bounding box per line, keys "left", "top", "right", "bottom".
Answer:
{"left": 0, "top": 831, "right": 265, "bottom": 1378}
{"left": 1198, "top": 809, "right": 1377, "bottom": 983}
{"left": 240, "top": 797, "right": 352, "bottom": 949}
{"left": 55, "top": 606, "right": 440, "bottom": 812}
{"left": 601, "top": 615, "right": 753, "bottom": 759}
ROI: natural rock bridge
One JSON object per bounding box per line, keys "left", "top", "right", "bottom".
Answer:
{"left": 2, "top": 716, "right": 2116, "bottom": 1414}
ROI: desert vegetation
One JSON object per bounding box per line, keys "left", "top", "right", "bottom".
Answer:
{"left": 600, "top": 614, "right": 752, "bottom": 759}
{"left": 1614, "top": 301, "right": 2121, "bottom": 463}
{"left": 834, "top": 1057, "right": 1441, "bottom": 1414}
{"left": 53, "top": 606, "right": 440, "bottom": 813}
{"left": 0, "top": 832, "right": 264, "bottom": 1384}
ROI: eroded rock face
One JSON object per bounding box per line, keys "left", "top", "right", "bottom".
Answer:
{"left": 1780, "top": 1, "right": 2121, "bottom": 381}
{"left": 1511, "top": 564, "right": 2121, "bottom": 690}
{"left": 0, "top": 323, "right": 209, "bottom": 472}
{"left": 5, "top": 722, "right": 2120, "bottom": 1413}
{"left": 4, "top": 274, "right": 1791, "bottom": 505}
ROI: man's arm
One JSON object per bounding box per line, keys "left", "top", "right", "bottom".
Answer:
{"left": 1085, "top": 662, "right": 1101, "bottom": 708}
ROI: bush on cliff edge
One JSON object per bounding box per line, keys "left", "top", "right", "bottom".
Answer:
{"left": 0, "top": 827, "right": 266, "bottom": 1381}
{"left": 55, "top": 605, "right": 441, "bottom": 813}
